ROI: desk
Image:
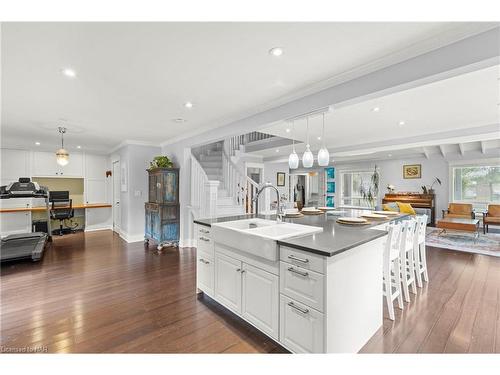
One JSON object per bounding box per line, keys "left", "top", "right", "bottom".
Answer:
{"left": 0, "top": 203, "right": 112, "bottom": 236}
{"left": 0, "top": 203, "right": 112, "bottom": 213}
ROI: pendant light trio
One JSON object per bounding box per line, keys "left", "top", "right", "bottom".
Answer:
{"left": 288, "top": 108, "right": 331, "bottom": 169}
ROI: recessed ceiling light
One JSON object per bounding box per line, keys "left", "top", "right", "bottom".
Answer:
{"left": 269, "top": 47, "right": 283, "bottom": 57}
{"left": 372, "top": 107, "right": 380, "bottom": 112}
{"left": 285, "top": 128, "right": 291, "bottom": 133}
{"left": 184, "top": 101, "right": 193, "bottom": 109}
{"left": 388, "top": 153, "right": 392, "bottom": 157}
{"left": 276, "top": 149, "right": 280, "bottom": 153}
{"left": 62, "top": 68, "right": 76, "bottom": 78}
{"left": 172, "top": 118, "right": 187, "bottom": 123}
{"left": 317, "top": 136, "right": 321, "bottom": 141}
{"left": 77, "top": 145, "right": 81, "bottom": 149}
{"left": 399, "top": 121, "right": 406, "bottom": 126}
{"left": 35, "top": 142, "right": 40, "bottom": 146}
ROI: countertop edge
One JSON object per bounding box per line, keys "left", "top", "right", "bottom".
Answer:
{"left": 277, "top": 229, "right": 387, "bottom": 257}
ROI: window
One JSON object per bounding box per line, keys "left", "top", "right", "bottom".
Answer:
{"left": 340, "top": 170, "right": 376, "bottom": 208}
{"left": 452, "top": 165, "right": 500, "bottom": 209}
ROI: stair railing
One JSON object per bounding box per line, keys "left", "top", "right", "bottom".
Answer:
{"left": 221, "top": 149, "right": 258, "bottom": 214}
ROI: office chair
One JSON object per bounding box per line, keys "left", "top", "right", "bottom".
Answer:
{"left": 49, "top": 191, "right": 75, "bottom": 236}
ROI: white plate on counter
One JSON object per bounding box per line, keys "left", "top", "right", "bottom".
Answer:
{"left": 373, "top": 210, "right": 399, "bottom": 216}
{"left": 337, "top": 217, "right": 368, "bottom": 223}
{"left": 361, "top": 213, "right": 388, "bottom": 219}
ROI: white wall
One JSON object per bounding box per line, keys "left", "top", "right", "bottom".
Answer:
{"left": 334, "top": 156, "right": 449, "bottom": 216}
{"left": 111, "top": 144, "right": 161, "bottom": 242}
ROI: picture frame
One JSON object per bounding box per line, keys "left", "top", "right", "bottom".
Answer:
{"left": 277, "top": 172, "right": 286, "bottom": 186}
{"left": 403, "top": 164, "right": 421, "bottom": 179}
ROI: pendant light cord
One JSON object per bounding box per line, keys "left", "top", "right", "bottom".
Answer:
{"left": 306, "top": 117, "right": 310, "bottom": 145}
{"left": 321, "top": 113, "right": 325, "bottom": 147}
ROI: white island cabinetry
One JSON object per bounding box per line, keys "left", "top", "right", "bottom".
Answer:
{"left": 195, "top": 221, "right": 386, "bottom": 353}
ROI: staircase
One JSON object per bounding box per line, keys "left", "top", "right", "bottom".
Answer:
{"left": 194, "top": 142, "right": 247, "bottom": 217}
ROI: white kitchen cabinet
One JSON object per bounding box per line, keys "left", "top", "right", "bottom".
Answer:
{"left": 280, "top": 261, "right": 325, "bottom": 312}
{"left": 242, "top": 263, "right": 279, "bottom": 340}
{"left": 280, "top": 294, "right": 324, "bottom": 353}
{"left": 58, "top": 153, "right": 83, "bottom": 177}
{"left": 0, "top": 211, "right": 32, "bottom": 237}
{"left": 214, "top": 252, "right": 242, "bottom": 314}
{"left": 1, "top": 149, "right": 30, "bottom": 185}
{"left": 197, "top": 250, "right": 214, "bottom": 297}
{"left": 85, "top": 207, "right": 112, "bottom": 232}
{"left": 32, "top": 151, "right": 83, "bottom": 177}
{"left": 85, "top": 179, "right": 107, "bottom": 204}
{"left": 85, "top": 154, "right": 107, "bottom": 179}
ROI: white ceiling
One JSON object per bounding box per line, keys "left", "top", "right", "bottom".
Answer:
{"left": 1, "top": 22, "right": 496, "bottom": 153}
{"left": 253, "top": 64, "right": 500, "bottom": 161}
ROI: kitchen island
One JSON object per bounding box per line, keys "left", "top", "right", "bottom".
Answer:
{"left": 194, "top": 210, "right": 407, "bottom": 353}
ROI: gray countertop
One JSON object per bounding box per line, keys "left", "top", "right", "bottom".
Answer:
{"left": 194, "top": 209, "right": 409, "bottom": 257}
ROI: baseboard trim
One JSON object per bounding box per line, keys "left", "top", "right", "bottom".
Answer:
{"left": 119, "top": 231, "right": 145, "bottom": 243}
{"left": 179, "top": 238, "right": 196, "bottom": 248}
{"left": 85, "top": 226, "right": 113, "bottom": 233}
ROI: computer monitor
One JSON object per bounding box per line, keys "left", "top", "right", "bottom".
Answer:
{"left": 49, "top": 191, "right": 70, "bottom": 202}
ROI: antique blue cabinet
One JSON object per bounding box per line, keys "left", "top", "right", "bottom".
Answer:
{"left": 144, "top": 168, "right": 180, "bottom": 250}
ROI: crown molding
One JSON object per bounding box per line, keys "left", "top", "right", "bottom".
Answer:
{"left": 108, "top": 140, "right": 161, "bottom": 154}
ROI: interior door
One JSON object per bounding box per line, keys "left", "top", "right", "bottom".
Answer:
{"left": 214, "top": 252, "right": 242, "bottom": 314}
{"left": 242, "top": 263, "right": 279, "bottom": 340}
{"left": 112, "top": 160, "right": 121, "bottom": 232}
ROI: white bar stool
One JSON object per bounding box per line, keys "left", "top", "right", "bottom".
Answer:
{"left": 413, "top": 214, "right": 429, "bottom": 287}
{"left": 383, "top": 222, "right": 404, "bottom": 321}
{"left": 399, "top": 219, "right": 417, "bottom": 303}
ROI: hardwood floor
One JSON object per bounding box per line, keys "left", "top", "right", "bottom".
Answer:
{"left": 1, "top": 230, "right": 499, "bottom": 353}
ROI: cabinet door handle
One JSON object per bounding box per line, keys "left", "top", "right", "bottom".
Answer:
{"left": 199, "top": 258, "right": 209, "bottom": 264}
{"left": 288, "top": 255, "right": 309, "bottom": 263}
{"left": 288, "top": 301, "right": 309, "bottom": 314}
{"left": 199, "top": 237, "right": 210, "bottom": 242}
{"left": 288, "top": 267, "right": 309, "bottom": 277}
{"left": 199, "top": 229, "right": 210, "bottom": 234}
{"left": 236, "top": 268, "right": 241, "bottom": 272}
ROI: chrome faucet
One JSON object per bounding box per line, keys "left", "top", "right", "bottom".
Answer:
{"left": 253, "top": 182, "right": 283, "bottom": 222}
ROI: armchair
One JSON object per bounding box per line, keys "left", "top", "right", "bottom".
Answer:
{"left": 483, "top": 204, "right": 500, "bottom": 234}
{"left": 442, "top": 203, "right": 474, "bottom": 220}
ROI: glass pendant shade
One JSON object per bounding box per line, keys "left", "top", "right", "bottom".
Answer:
{"left": 317, "top": 147, "right": 329, "bottom": 166}
{"left": 302, "top": 144, "right": 314, "bottom": 168}
{"left": 317, "top": 112, "right": 329, "bottom": 166}
{"left": 289, "top": 149, "right": 299, "bottom": 169}
{"left": 56, "top": 148, "right": 69, "bottom": 166}
{"left": 55, "top": 127, "right": 69, "bottom": 166}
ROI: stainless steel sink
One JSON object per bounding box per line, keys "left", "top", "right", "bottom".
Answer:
{"left": 211, "top": 219, "right": 322, "bottom": 261}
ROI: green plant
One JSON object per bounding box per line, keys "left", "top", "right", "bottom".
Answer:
{"left": 148, "top": 155, "right": 173, "bottom": 170}
{"left": 359, "top": 165, "right": 380, "bottom": 207}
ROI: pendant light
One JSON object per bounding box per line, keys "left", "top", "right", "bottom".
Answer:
{"left": 302, "top": 117, "right": 314, "bottom": 168}
{"left": 317, "top": 112, "right": 330, "bottom": 166}
{"left": 288, "top": 121, "right": 299, "bottom": 169}
{"left": 55, "top": 127, "right": 69, "bottom": 166}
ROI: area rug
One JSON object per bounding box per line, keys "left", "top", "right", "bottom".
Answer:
{"left": 426, "top": 227, "right": 500, "bottom": 257}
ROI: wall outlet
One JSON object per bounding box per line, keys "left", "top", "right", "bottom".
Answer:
{"left": 134, "top": 190, "right": 142, "bottom": 197}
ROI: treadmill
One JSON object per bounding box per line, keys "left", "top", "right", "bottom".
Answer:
{"left": 0, "top": 178, "right": 52, "bottom": 262}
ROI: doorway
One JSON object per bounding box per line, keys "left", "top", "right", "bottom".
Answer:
{"left": 112, "top": 160, "right": 121, "bottom": 233}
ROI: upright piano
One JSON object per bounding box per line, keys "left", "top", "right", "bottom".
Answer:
{"left": 382, "top": 193, "right": 436, "bottom": 225}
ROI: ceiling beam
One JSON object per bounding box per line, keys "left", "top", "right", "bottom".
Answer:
{"left": 439, "top": 145, "right": 447, "bottom": 158}
{"left": 423, "top": 147, "right": 431, "bottom": 159}
{"left": 458, "top": 143, "right": 465, "bottom": 156}
{"left": 162, "top": 27, "right": 500, "bottom": 148}
{"left": 481, "top": 141, "right": 487, "bottom": 154}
